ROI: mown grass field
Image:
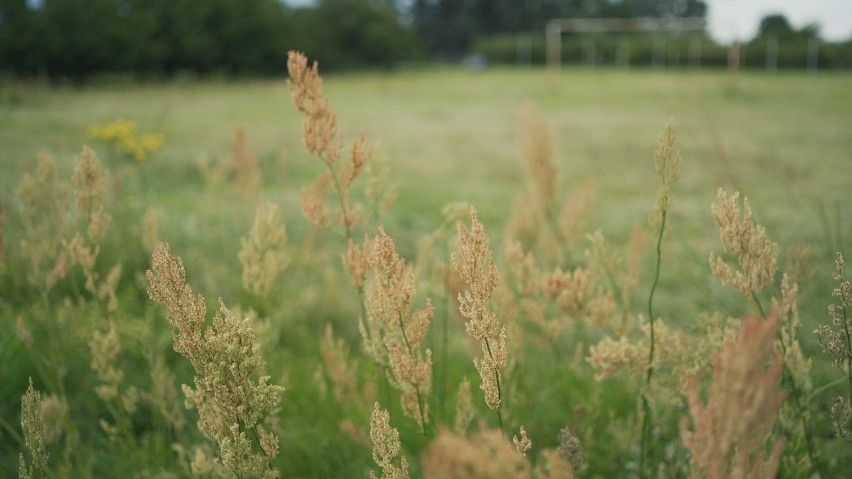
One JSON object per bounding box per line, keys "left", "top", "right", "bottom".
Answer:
{"left": 1, "top": 66, "right": 850, "bottom": 477}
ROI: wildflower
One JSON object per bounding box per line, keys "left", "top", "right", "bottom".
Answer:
{"left": 88, "top": 118, "right": 164, "bottom": 163}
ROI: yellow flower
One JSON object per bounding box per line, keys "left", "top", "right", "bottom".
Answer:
{"left": 88, "top": 119, "right": 164, "bottom": 163}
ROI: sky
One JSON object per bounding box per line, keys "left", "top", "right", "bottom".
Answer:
{"left": 706, "top": 0, "right": 851, "bottom": 42}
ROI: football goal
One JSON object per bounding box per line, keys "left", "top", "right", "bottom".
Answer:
{"left": 545, "top": 17, "right": 711, "bottom": 69}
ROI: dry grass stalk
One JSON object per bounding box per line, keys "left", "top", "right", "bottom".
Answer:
{"left": 709, "top": 188, "right": 779, "bottom": 297}
{"left": 815, "top": 252, "right": 852, "bottom": 438}
{"left": 509, "top": 104, "right": 597, "bottom": 267}
{"left": 19, "top": 378, "right": 49, "bottom": 479}
{"left": 287, "top": 50, "right": 372, "bottom": 234}
{"left": 64, "top": 147, "right": 122, "bottom": 312}
{"left": 369, "top": 402, "right": 410, "bottom": 479}
{"left": 423, "top": 426, "right": 571, "bottom": 479}
{"left": 0, "top": 191, "right": 6, "bottom": 261}
{"left": 557, "top": 426, "right": 583, "bottom": 472}
{"left": 681, "top": 315, "right": 785, "bottom": 479}
{"left": 147, "top": 242, "right": 283, "bottom": 478}
{"left": 520, "top": 103, "right": 557, "bottom": 220}
{"left": 319, "top": 323, "right": 359, "bottom": 404}
{"left": 229, "top": 126, "right": 261, "bottom": 196}
{"left": 143, "top": 353, "right": 187, "bottom": 433}
{"left": 453, "top": 377, "right": 475, "bottom": 435}
{"left": 16, "top": 152, "right": 72, "bottom": 289}
{"left": 639, "top": 119, "right": 681, "bottom": 474}
{"left": 453, "top": 205, "right": 508, "bottom": 428}
{"left": 710, "top": 188, "right": 822, "bottom": 472}
{"left": 362, "top": 227, "right": 433, "bottom": 432}
{"left": 239, "top": 202, "right": 289, "bottom": 297}
{"left": 422, "top": 427, "right": 530, "bottom": 479}
{"left": 342, "top": 235, "right": 371, "bottom": 289}
{"left": 513, "top": 425, "right": 532, "bottom": 456}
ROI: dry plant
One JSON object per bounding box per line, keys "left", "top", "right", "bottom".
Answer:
{"left": 89, "top": 321, "right": 140, "bottom": 459}
{"left": 453, "top": 377, "right": 475, "bottom": 435}
{"left": 65, "top": 146, "right": 122, "bottom": 313}
{"left": 239, "top": 202, "right": 289, "bottom": 297}
{"left": 318, "top": 323, "right": 363, "bottom": 405}
{"left": 422, "top": 425, "right": 571, "bottom": 479}
{"left": 815, "top": 252, "right": 852, "bottom": 439}
{"left": 709, "top": 188, "right": 821, "bottom": 473}
{"left": 287, "top": 50, "right": 373, "bottom": 234}
{"left": 369, "top": 402, "right": 410, "bottom": 479}
{"left": 710, "top": 189, "right": 778, "bottom": 297}
{"left": 229, "top": 126, "right": 261, "bottom": 197}
{"left": 147, "top": 242, "right": 283, "bottom": 478}
{"left": 140, "top": 207, "right": 161, "bottom": 255}
{"left": 681, "top": 315, "right": 785, "bottom": 479}
{"left": 361, "top": 227, "right": 433, "bottom": 434}
{"left": 287, "top": 51, "right": 400, "bottom": 411}
{"left": 453, "top": 205, "right": 508, "bottom": 430}
{"left": 19, "top": 378, "right": 49, "bottom": 479}
{"left": 639, "top": 119, "right": 680, "bottom": 475}
{"left": 506, "top": 103, "right": 596, "bottom": 267}
{"left": 0, "top": 191, "right": 6, "bottom": 261}
{"left": 16, "top": 152, "right": 72, "bottom": 290}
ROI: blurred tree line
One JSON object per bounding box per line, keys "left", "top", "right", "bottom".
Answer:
{"left": 0, "top": 0, "right": 849, "bottom": 80}
{"left": 0, "top": 0, "right": 418, "bottom": 79}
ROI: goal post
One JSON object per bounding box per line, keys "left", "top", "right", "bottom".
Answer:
{"left": 545, "top": 17, "right": 708, "bottom": 69}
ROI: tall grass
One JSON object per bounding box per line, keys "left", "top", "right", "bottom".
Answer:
{"left": 0, "top": 54, "right": 850, "bottom": 478}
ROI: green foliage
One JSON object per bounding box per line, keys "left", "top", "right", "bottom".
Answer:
{"left": 0, "top": 68, "right": 851, "bottom": 477}
{"left": 0, "top": 0, "right": 417, "bottom": 79}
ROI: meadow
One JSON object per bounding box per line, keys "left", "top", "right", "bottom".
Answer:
{"left": 1, "top": 60, "right": 851, "bottom": 478}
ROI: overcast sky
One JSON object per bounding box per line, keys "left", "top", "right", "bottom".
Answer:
{"left": 705, "top": 0, "right": 851, "bottom": 42}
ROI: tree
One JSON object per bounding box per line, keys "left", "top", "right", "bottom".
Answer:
{"left": 757, "top": 14, "right": 795, "bottom": 38}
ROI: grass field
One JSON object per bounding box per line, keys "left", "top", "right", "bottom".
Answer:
{"left": 1, "top": 66, "right": 851, "bottom": 477}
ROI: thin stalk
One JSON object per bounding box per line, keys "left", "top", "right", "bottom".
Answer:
{"left": 639, "top": 207, "right": 667, "bottom": 477}
{"left": 396, "top": 310, "right": 428, "bottom": 436}
{"left": 750, "top": 289, "right": 824, "bottom": 477}
{"left": 484, "top": 338, "right": 504, "bottom": 432}
{"left": 838, "top": 289, "right": 852, "bottom": 410}
{"left": 439, "top": 242, "right": 450, "bottom": 423}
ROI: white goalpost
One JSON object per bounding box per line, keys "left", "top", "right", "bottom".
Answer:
{"left": 545, "top": 17, "right": 709, "bottom": 70}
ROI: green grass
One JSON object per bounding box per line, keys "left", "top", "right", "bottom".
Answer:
{"left": 1, "top": 67, "right": 851, "bottom": 477}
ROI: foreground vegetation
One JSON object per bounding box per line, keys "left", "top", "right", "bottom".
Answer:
{"left": 1, "top": 62, "right": 850, "bottom": 478}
